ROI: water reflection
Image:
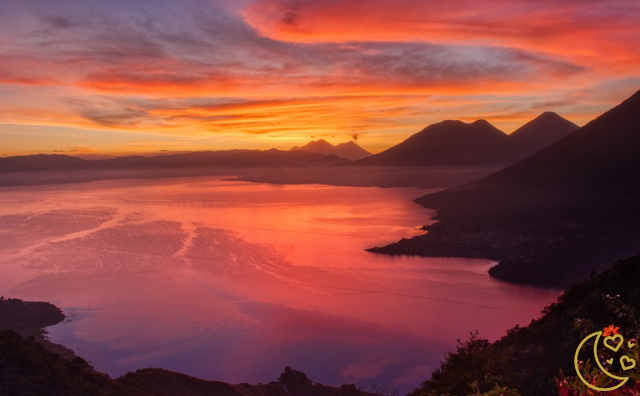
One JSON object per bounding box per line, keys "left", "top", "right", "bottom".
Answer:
{"left": 0, "top": 177, "right": 560, "bottom": 390}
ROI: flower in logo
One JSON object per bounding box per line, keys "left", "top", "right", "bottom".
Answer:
{"left": 603, "top": 325, "right": 620, "bottom": 337}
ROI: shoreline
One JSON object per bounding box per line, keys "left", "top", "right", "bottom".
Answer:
{"left": 367, "top": 208, "right": 639, "bottom": 288}
{"left": 0, "top": 297, "right": 377, "bottom": 396}
{"left": 0, "top": 297, "right": 79, "bottom": 360}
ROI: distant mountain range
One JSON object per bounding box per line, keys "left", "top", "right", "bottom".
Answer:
{"left": 0, "top": 149, "right": 353, "bottom": 186}
{"left": 508, "top": 111, "right": 580, "bottom": 158}
{"left": 290, "top": 140, "right": 371, "bottom": 161}
{"left": 0, "top": 149, "right": 348, "bottom": 173}
{"left": 370, "top": 89, "right": 640, "bottom": 287}
{"left": 0, "top": 113, "right": 575, "bottom": 177}
{"left": 353, "top": 112, "right": 578, "bottom": 166}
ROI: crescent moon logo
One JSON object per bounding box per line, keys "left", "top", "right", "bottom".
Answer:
{"left": 574, "top": 331, "right": 630, "bottom": 392}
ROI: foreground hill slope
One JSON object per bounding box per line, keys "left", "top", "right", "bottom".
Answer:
{"left": 412, "top": 255, "right": 640, "bottom": 396}
{"left": 371, "top": 89, "right": 640, "bottom": 286}
{"left": 0, "top": 331, "right": 369, "bottom": 396}
{"left": 0, "top": 299, "right": 371, "bottom": 396}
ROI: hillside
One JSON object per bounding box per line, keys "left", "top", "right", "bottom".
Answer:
{"left": 410, "top": 254, "right": 640, "bottom": 396}
{"left": 369, "top": 89, "right": 640, "bottom": 286}
{"left": 0, "top": 330, "right": 370, "bottom": 396}
{"left": 352, "top": 113, "right": 576, "bottom": 167}
{"left": 0, "top": 298, "right": 373, "bottom": 396}
{"left": 290, "top": 140, "right": 371, "bottom": 161}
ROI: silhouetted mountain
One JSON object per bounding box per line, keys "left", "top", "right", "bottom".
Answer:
{"left": 352, "top": 113, "right": 576, "bottom": 166}
{"left": 334, "top": 142, "right": 371, "bottom": 161}
{"left": 0, "top": 150, "right": 346, "bottom": 172}
{"left": 508, "top": 111, "right": 578, "bottom": 158}
{"left": 0, "top": 154, "right": 85, "bottom": 171}
{"left": 0, "top": 150, "right": 351, "bottom": 186}
{"left": 290, "top": 140, "right": 371, "bottom": 161}
{"left": 291, "top": 139, "right": 335, "bottom": 154}
{"left": 353, "top": 120, "right": 510, "bottom": 166}
{"left": 370, "top": 89, "right": 640, "bottom": 286}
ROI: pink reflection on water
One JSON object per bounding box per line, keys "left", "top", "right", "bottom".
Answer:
{"left": 0, "top": 177, "right": 560, "bottom": 390}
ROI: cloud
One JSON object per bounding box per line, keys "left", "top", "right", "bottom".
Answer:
{"left": 74, "top": 102, "right": 151, "bottom": 128}
{"left": 80, "top": 67, "right": 240, "bottom": 96}
{"left": 531, "top": 100, "right": 575, "bottom": 110}
{"left": 77, "top": 40, "right": 585, "bottom": 98}
{"left": 243, "top": 0, "right": 640, "bottom": 43}
{"left": 0, "top": 0, "right": 587, "bottom": 95}
{"left": 243, "top": 0, "right": 640, "bottom": 73}
{"left": 0, "top": 0, "right": 638, "bottom": 154}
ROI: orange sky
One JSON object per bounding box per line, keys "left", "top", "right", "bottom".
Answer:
{"left": 0, "top": 0, "right": 639, "bottom": 156}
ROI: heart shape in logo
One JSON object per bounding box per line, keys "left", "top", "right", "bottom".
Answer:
{"left": 629, "top": 341, "right": 636, "bottom": 348}
{"left": 621, "top": 356, "right": 637, "bottom": 371}
{"left": 606, "top": 358, "right": 614, "bottom": 364}
{"left": 604, "top": 334, "right": 624, "bottom": 352}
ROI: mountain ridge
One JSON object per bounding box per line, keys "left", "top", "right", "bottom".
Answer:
{"left": 0, "top": 149, "right": 349, "bottom": 172}
{"left": 369, "top": 89, "right": 640, "bottom": 286}
{"left": 290, "top": 139, "right": 371, "bottom": 161}
{"left": 0, "top": 149, "right": 352, "bottom": 186}
{"left": 352, "top": 113, "right": 577, "bottom": 167}
{"left": 508, "top": 112, "right": 579, "bottom": 159}
{"left": 352, "top": 119, "right": 510, "bottom": 166}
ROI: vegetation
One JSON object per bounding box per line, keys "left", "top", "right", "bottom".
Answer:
{"left": 0, "top": 326, "right": 372, "bottom": 396}
{"left": 0, "top": 328, "right": 143, "bottom": 396}
{"left": 0, "top": 297, "right": 64, "bottom": 337}
{"left": 411, "top": 255, "right": 640, "bottom": 396}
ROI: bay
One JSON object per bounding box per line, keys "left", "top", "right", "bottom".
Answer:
{"left": 0, "top": 176, "right": 559, "bottom": 392}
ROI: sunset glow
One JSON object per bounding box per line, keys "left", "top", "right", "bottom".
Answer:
{"left": 1, "top": 0, "right": 639, "bottom": 156}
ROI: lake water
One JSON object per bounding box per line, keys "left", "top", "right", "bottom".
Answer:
{"left": 0, "top": 176, "right": 560, "bottom": 393}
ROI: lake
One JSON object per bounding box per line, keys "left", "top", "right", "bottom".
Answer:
{"left": 0, "top": 176, "right": 560, "bottom": 393}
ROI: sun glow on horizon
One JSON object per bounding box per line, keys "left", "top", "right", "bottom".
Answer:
{"left": 0, "top": 0, "right": 639, "bottom": 157}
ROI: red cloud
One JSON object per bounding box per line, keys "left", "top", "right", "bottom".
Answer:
{"left": 243, "top": 0, "right": 640, "bottom": 73}
{"left": 0, "top": 0, "right": 638, "bottom": 154}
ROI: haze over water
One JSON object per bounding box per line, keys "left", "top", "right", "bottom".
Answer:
{"left": 0, "top": 177, "right": 559, "bottom": 391}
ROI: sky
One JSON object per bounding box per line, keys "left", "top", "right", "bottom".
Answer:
{"left": 0, "top": 0, "right": 639, "bottom": 156}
